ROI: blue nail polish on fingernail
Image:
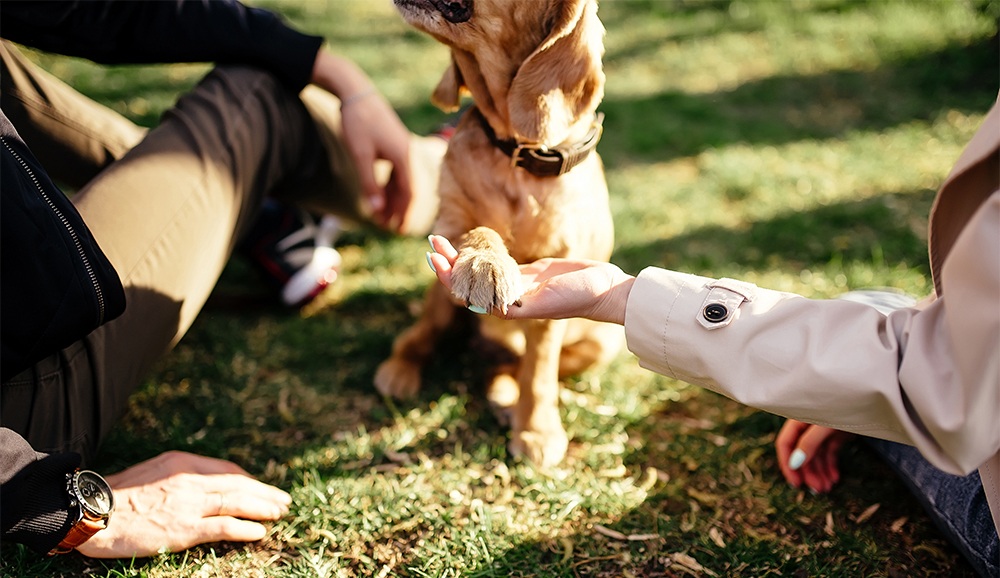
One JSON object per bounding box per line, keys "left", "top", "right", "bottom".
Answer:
{"left": 789, "top": 449, "right": 806, "bottom": 471}
{"left": 426, "top": 252, "right": 436, "bottom": 273}
{"left": 428, "top": 235, "right": 436, "bottom": 252}
{"left": 468, "top": 304, "right": 488, "bottom": 315}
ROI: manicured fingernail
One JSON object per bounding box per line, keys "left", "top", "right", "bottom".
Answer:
{"left": 426, "top": 252, "right": 436, "bottom": 273}
{"left": 808, "top": 486, "right": 820, "bottom": 496}
{"left": 789, "top": 449, "right": 806, "bottom": 471}
{"left": 428, "top": 235, "right": 436, "bottom": 252}
{"left": 468, "top": 304, "right": 488, "bottom": 315}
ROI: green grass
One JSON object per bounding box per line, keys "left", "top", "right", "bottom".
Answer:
{"left": 2, "top": 1, "right": 998, "bottom": 577}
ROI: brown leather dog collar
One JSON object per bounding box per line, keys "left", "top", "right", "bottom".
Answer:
{"left": 476, "top": 109, "right": 604, "bottom": 178}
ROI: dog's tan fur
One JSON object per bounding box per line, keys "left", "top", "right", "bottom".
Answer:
{"left": 376, "top": 0, "right": 622, "bottom": 467}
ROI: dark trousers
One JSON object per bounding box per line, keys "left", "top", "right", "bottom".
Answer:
{"left": 868, "top": 438, "right": 999, "bottom": 578}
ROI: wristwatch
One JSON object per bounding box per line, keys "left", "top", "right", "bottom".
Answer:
{"left": 48, "top": 469, "right": 115, "bottom": 555}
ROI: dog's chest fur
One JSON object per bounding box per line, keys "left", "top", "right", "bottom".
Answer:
{"left": 437, "top": 110, "right": 612, "bottom": 263}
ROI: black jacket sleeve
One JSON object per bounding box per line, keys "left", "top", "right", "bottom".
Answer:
{"left": 0, "top": 429, "right": 81, "bottom": 554}
{"left": 0, "top": 0, "right": 324, "bottom": 91}
{"left": 1, "top": 110, "right": 128, "bottom": 384}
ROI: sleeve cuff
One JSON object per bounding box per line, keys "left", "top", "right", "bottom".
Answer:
{"left": 1, "top": 451, "right": 81, "bottom": 554}
{"left": 624, "top": 267, "right": 714, "bottom": 382}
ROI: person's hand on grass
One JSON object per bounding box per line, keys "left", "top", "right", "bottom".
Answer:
{"left": 426, "top": 235, "right": 635, "bottom": 325}
{"left": 775, "top": 419, "right": 854, "bottom": 494}
{"left": 311, "top": 49, "right": 414, "bottom": 233}
{"left": 75, "top": 451, "right": 290, "bottom": 558}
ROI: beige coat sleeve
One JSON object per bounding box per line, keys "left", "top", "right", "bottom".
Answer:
{"left": 623, "top": 191, "right": 999, "bottom": 478}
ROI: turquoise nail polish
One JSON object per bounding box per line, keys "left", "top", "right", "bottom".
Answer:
{"left": 789, "top": 449, "right": 806, "bottom": 471}
{"left": 468, "top": 304, "right": 488, "bottom": 315}
{"left": 428, "top": 235, "right": 436, "bottom": 252}
{"left": 426, "top": 252, "right": 437, "bottom": 273}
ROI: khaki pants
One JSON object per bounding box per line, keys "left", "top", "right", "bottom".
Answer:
{"left": 0, "top": 41, "right": 444, "bottom": 465}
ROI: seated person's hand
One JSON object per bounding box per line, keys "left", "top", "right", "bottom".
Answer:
{"left": 311, "top": 50, "right": 414, "bottom": 233}
{"left": 76, "top": 451, "right": 290, "bottom": 558}
{"left": 339, "top": 88, "right": 413, "bottom": 232}
{"left": 775, "top": 419, "right": 854, "bottom": 494}
{"left": 426, "top": 235, "right": 635, "bottom": 325}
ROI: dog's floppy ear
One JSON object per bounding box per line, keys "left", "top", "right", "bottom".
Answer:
{"left": 431, "top": 52, "right": 467, "bottom": 113}
{"left": 508, "top": 0, "right": 605, "bottom": 145}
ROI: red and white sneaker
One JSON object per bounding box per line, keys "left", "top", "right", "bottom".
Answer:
{"left": 239, "top": 199, "right": 342, "bottom": 307}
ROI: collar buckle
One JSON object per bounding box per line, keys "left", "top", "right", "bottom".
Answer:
{"left": 510, "top": 142, "right": 555, "bottom": 169}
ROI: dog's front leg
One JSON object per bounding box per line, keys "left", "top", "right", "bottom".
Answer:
{"left": 375, "top": 281, "right": 457, "bottom": 398}
{"left": 510, "top": 318, "right": 570, "bottom": 468}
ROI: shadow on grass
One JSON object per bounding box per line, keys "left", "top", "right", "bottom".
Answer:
{"left": 596, "top": 35, "right": 998, "bottom": 165}
{"left": 88, "top": 273, "right": 506, "bottom": 473}
{"left": 467, "top": 392, "right": 980, "bottom": 577}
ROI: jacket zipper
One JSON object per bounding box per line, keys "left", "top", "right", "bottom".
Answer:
{"left": 1, "top": 136, "right": 106, "bottom": 325}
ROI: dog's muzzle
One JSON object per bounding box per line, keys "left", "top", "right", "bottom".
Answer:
{"left": 432, "top": 0, "right": 472, "bottom": 23}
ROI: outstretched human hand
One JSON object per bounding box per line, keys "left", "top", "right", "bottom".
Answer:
{"left": 426, "top": 235, "right": 635, "bottom": 325}
{"left": 775, "top": 419, "right": 854, "bottom": 494}
{"left": 75, "top": 451, "right": 291, "bottom": 558}
{"left": 311, "top": 50, "right": 414, "bottom": 232}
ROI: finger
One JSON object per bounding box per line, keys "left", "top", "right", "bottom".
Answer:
{"left": 800, "top": 461, "right": 831, "bottom": 494}
{"left": 356, "top": 161, "right": 385, "bottom": 220}
{"left": 202, "top": 491, "right": 289, "bottom": 520}
{"left": 386, "top": 141, "right": 413, "bottom": 226}
{"left": 810, "top": 442, "right": 834, "bottom": 492}
{"left": 775, "top": 420, "right": 808, "bottom": 464}
{"left": 428, "top": 252, "right": 454, "bottom": 289}
{"left": 197, "top": 517, "right": 269, "bottom": 543}
{"left": 203, "top": 490, "right": 228, "bottom": 518}
{"left": 428, "top": 235, "right": 459, "bottom": 262}
{"left": 790, "top": 425, "right": 840, "bottom": 471}
{"left": 195, "top": 474, "right": 292, "bottom": 506}
{"left": 383, "top": 167, "right": 412, "bottom": 233}
{"left": 807, "top": 444, "right": 836, "bottom": 493}
{"left": 820, "top": 433, "right": 849, "bottom": 486}
{"left": 828, "top": 436, "right": 848, "bottom": 485}
{"left": 793, "top": 426, "right": 843, "bottom": 493}
{"left": 775, "top": 420, "right": 810, "bottom": 487}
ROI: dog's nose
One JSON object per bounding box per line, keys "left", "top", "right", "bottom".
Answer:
{"left": 433, "top": 0, "right": 473, "bottom": 24}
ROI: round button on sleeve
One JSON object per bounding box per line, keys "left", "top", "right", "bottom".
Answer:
{"left": 703, "top": 303, "right": 729, "bottom": 322}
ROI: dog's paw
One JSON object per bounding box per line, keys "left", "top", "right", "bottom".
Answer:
{"left": 509, "top": 424, "right": 569, "bottom": 469}
{"left": 450, "top": 248, "right": 523, "bottom": 315}
{"left": 374, "top": 357, "right": 423, "bottom": 398}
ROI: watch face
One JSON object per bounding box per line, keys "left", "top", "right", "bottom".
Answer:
{"left": 73, "top": 470, "right": 115, "bottom": 518}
